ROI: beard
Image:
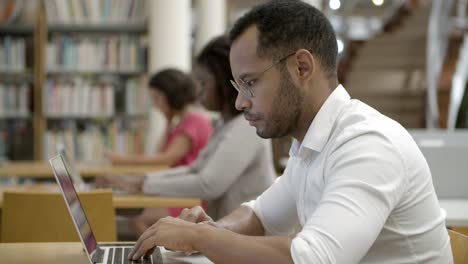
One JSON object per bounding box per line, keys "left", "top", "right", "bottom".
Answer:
{"left": 254, "top": 69, "right": 304, "bottom": 139}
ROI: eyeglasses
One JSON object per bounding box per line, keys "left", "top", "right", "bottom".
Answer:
{"left": 231, "top": 52, "right": 296, "bottom": 98}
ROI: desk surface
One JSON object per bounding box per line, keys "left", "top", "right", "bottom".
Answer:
{"left": 0, "top": 161, "right": 167, "bottom": 178}
{"left": 0, "top": 184, "right": 201, "bottom": 209}
{"left": 0, "top": 242, "right": 212, "bottom": 264}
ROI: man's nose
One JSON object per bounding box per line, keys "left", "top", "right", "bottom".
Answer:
{"left": 235, "top": 92, "right": 251, "bottom": 111}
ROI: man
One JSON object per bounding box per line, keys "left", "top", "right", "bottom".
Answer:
{"left": 129, "top": 1, "right": 453, "bottom": 263}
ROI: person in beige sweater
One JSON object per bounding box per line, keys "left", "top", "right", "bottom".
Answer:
{"left": 99, "top": 36, "right": 276, "bottom": 234}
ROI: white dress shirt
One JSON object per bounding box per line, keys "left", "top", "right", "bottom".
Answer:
{"left": 245, "top": 85, "right": 453, "bottom": 263}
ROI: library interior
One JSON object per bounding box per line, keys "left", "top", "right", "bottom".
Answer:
{"left": 0, "top": 0, "right": 467, "bottom": 263}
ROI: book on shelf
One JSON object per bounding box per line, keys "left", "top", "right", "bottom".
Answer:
{"left": 111, "top": 118, "right": 146, "bottom": 158}
{"left": 0, "top": 119, "right": 33, "bottom": 160}
{"left": 0, "top": 0, "right": 37, "bottom": 25}
{"left": 0, "top": 36, "right": 25, "bottom": 71}
{"left": 0, "top": 82, "right": 30, "bottom": 118}
{"left": 45, "top": 77, "right": 115, "bottom": 118}
{"left": 46, "top": 34, "right": 145, "bottom": 72}
{"left": 44, "top": 118, "right": 147, "bottom": 163}
{"left": 125, "top": 75, "right": 150, "bottom": 115}
{"left": 1, "top": 0, "right": 23, "bottom": 25}
{"left": 45, "top": 0, "right": 147, "bottom": 25}
{"left": 44, "top": 75, "right": 148, "bottom": 118}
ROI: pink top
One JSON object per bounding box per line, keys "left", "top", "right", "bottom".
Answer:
{"left": 162, "top": 112, "right": 213, "bottom": 167}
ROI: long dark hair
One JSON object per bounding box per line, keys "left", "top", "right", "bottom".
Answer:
{"left": 196, "top": 35, "right": 240, "bottom": 116}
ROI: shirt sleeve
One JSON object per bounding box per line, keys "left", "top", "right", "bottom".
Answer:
{"left": 143, "top": 123, "right": 262, "bottom": 200}
{"left": 145, "top": 166, "right": 191, "bottom": 179}
{"left": 243, "top": 172, "right": 300, "bottom": 236}
{"left": 291, "top": 132, "right": 408, "bottom": 264}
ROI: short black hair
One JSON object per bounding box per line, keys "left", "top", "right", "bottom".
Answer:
{"left": 148, "top": 68, "right": 196, "bottom": 111}
{"left": 229, "top": 0, "right": 338, "bottom": 77}
{"left": 196, "top": 35, "right": 240, "bottom": 116}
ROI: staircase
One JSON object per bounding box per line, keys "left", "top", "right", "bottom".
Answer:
{"left": 343, "top": 3, "right": 431, "bottom": 128}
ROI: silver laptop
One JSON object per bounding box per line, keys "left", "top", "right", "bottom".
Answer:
{"left": 56, "top": 143, "right": 88, "bottom": 191}
{"left": 56, "top": 144, "right": 130, "bottom": 194}
{"left": 49, "top": 154, "right": 163, "bottom": 264}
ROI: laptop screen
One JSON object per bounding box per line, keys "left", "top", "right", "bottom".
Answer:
{"left": 56, "top": 144, "right": 85, "bottom": 188}
{"left": 50, "top": 155, "right": 97, "bottom": 255}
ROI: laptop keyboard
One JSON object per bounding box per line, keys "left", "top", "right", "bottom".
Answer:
{"left": 92, "top": 245, "right": 163, "bottom": 264}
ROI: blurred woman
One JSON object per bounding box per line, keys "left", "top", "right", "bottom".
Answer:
{"left": 107, "top": 68, "right": 213, "bottom": 167}
{"left": 103, "top": 36, "right": 276, "bottom": 236}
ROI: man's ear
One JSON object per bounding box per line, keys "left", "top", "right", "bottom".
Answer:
{"left": 289, "top": 49, "right": 315, "bottom": 84}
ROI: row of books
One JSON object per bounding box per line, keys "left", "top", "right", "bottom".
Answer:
{"left": 0, "top": 120, "right": 33, "bottom": 161}
{"left": 44, "top": 78, "right": 115, "bottom": 118}
{"left": 44, "top": 119, "right": 146, "bottom": 163}
{"left": 0, "top": 37, "right": 26, "bottom": 71}
{"left": 44, "top": 76, "right": 149, "bottom": 118}
{"left": 46, "top": 35, "right": 145, "bottom": 71}
{"left": 45, "top": 0, "right": 147, "bottom": 25}
{"left": 44, "top": 123, "right": 108, "bottom": 163}
{"left": 112, "top": 118, "right": 147, "bottom": 156}
{"left": 0, "top": 82, "right": 30, "bottom": 118}
{"left": 0, "top": 0, "right": 37, "bottom": 25}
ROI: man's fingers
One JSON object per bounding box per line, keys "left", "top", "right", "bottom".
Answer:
{"left": 180, "top": 207, "right": 200, "bottom": 222}
{"left": 129, "top": 224, "right": 159, "bottom": 259}
{"left": 144, "top": 247, "right": 155, "bottom": 258}
{"left": 131, "top": 236, "right": 158, "bottom": 260}
{"left": 198, "top": 220, "right": 218, "bottom": 228}
{"left": 179, "top": 208, "right": 191, "bottom": 220}
{"left": 128, "top": 233, "right": 155, "bottom": 260}
{"left": 179, "top": 206, "right": 209, "bottom": 223}
{"left": 129, "top": 217, "right": 171, "bottom": 259}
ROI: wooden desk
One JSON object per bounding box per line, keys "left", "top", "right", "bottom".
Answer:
{"left": 0, "top": 184, "right": 201, "bottom": 209}
{"left": 0, "top": 161, "right": 167, "bottom": 178}
{"left": 0, "top": 242, "right": 212, "bottom": 264}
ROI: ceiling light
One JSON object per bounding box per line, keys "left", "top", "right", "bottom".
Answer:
{"left": 372, "top": 0, "right": 384, "bottom": 6}
{"left": 329, "top": 0, "right": 341, "bottom": 10}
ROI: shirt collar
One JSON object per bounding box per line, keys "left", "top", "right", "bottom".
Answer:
{"left": 290, "top": 84, "right": 350, "bottom": 157}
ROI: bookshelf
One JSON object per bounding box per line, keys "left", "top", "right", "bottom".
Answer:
{"left": 1, "top": 0, "right": 151, "bottom": 162}
{"left": 42, "top": 0, "right": 150, "bottom": 163}
{"left": 0, "top": 22, "right": 35, "bottom": 161}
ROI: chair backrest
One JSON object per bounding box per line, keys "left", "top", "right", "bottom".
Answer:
{"left": 449, "top": 229, "right": 468, "bottom": 264}
{"left": 1, "top": 189, "right": 116, "bottom": 242}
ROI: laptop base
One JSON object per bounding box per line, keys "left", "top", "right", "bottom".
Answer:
{"left": 91, "top": 243, "right": 162, "bottom": 264}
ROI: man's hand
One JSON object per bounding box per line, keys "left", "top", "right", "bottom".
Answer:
{"left": 178, "top": 206, "right": 215, "bottom": 224}
{"left": 128, "top": 216, "right": 204, "bottom": 260}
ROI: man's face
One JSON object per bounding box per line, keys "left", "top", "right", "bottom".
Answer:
{"left": 230, "top": 26, "right": 303, "bottom": 138}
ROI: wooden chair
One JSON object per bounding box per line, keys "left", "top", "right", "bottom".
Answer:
{"left": 1, "top": 189, "right": 116, "bottom": 242}
{"left": 449, "top": 229, "right": 468, "bottom": 264}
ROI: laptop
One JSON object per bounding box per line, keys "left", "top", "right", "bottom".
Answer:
{"left": 56, "top": 144, "right": 130, "bottom": 194}
{"left": 56, "top": 143, "right": 88, "bottom": 191}
{"left": 49, "top": 154, "right": 163, "bottom": 264}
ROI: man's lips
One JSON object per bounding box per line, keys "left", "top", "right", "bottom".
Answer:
{"left": 244, "top": 117, "right": 261, "bottom": 127}
{"left": 243, "top": 115, "right": 259, "bottom": 122}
